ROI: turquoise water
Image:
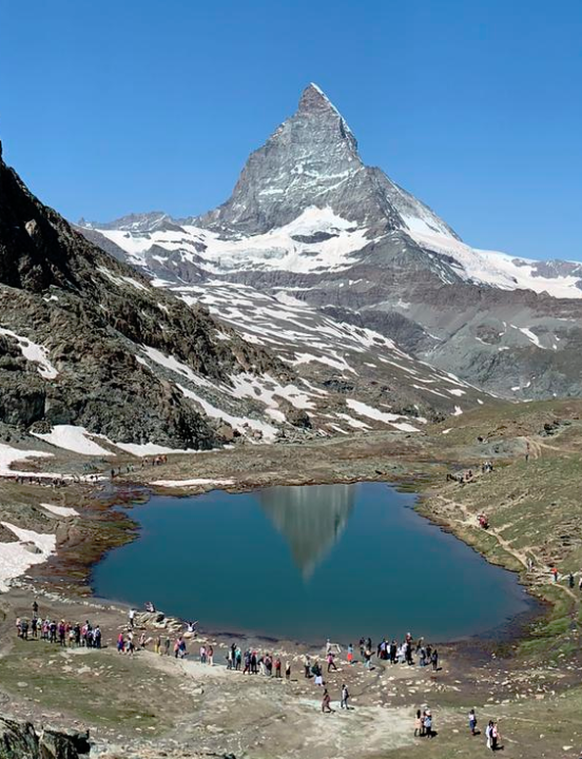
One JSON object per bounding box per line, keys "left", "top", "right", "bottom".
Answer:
{"left": 92, "top": 482, "right": 532, "bottom": 644}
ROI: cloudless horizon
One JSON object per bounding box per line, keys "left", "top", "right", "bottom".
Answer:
{"left": 1, "top": 0, "right": 581, "bottom": 260}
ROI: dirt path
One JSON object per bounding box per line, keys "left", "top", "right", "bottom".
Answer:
{"left": 523, "top": 435, "right": 582, "bottom": 458}
{"left": 433, "top": 492, "right": 579, "bottom": 603}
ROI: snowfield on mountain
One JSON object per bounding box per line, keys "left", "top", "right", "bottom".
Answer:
{"left": 81, "top": 84, "right": 582, "bottom": 402}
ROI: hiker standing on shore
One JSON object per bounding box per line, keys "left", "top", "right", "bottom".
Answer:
{"left": 346, "top": 643, "right": 354, "bottom": 665}
{"left": 468, "top": 708, "right": 478, "bottom": 736}
{"left": 424, "top": 709, "right": 433, "bottom": 738}
{"left": 321, "top": 688, "right": 333, "bottom": 713}
{"left": 491, "top": 722, "right": 501, "bottom": 750}
{"left": 128, "top": 608, "right": 136, "bottom": 628}
{"left": 340, "top": 684, "right": 350, "bottom": 709}
{"left": 414, "top": 709, "right": 423, "bottom": 737}
{"left": 486, "top": 720, "right": 494, "bottom": 750}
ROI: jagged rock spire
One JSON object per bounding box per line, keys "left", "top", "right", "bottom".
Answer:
{"left": 196, "top": 84, "right": 456, "bottom": 238}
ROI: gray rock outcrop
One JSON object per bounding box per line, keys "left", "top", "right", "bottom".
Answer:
{"left": 0, "top": 718, "right": 89, "bottom": 759}
{"left": 0, "top": 140, "right": 291, "bottom": 448}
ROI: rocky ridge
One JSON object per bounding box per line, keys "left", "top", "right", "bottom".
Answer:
{"left": 0, "top": 137, "right": 490, "bottom": 458}
{"left": 0, "top": 140, "right": 295, "bottom": 449}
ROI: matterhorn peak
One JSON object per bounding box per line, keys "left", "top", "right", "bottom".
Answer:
{"left": 298, "top": 82, "right": 340, "bottom": 114}
{"left": 196, "top": 85, "right": 456, "bottom": 239}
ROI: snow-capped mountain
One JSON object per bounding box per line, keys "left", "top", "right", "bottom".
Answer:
{"left": 81, "top": 84, "right": 582, "bottom": 400}
{"left": 0, "top": 135, "right": 491, "bottom": 461}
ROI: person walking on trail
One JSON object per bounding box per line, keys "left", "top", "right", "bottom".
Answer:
{"left": 285, "top": 661, "right": 291, "bottom": 680}
{"left": 164, "top": 637, "right": 171, "bottom": 656}
{"left": 326, "top": 638, "right": 332, "bottom": 656}
{"left": 128, "top": 608, "right": 136, "bottom": 628}
{"left": 321, "top": 688, "right": 333, "bottom": 713}
{"left": 207, "top": 644, "right": 214, "bottom": 666}
{"left": 303, "top": 654, "right": 312, "bottom": 678}
{"left": 340, "top": 684, "right": 350, "bottom": 710}
{"left": 431, "top": 649, "right": 439, "bottom": 671}
{"left": 569, "top": 572, "right": 575, "bottom": 589}
{"left": 327, "top": 652, "right": 337, "bottom": 672}
{"left": 414, "top": 709, "right": 423, "bottom": 737}
{"left": 551, "top": 566, "right": 559, "bottom": 583}
{"left": 363, "top": 647, "right": 373, "bottom": 669}
{"left": 468, "top": 708, "right": 478, "bottom": 736}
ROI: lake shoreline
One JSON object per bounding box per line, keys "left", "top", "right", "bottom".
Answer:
{"left": 28, "top": 468, "right": 545, "bottom": 662}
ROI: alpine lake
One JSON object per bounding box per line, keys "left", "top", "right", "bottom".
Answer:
{"left": 92, "top": 482, "right": 533, "bottom": 645}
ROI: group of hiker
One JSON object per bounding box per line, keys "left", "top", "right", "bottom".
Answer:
{"left": 16, "top": 599, "right": 514, "bottom": 749}
{"left": 16, "top": 602, "right": 102, "bottom": 648}
{"left": 414, "top": 708, "right": 435, "bottom": 738}
{"left": 347, "top": 635, "right": 439, "bottom": 670}
{"left": 447, "top": 455, "right": 496, "bottom": 485}
{"left": 234, "top": 647, "right": 291, "bottom": 677}
{"left": 9, "top": 475, "right": 68, "bottom": 487}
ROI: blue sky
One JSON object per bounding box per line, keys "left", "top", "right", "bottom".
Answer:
{"left": 0, "top": 0, "right": 580, "bottom": 259}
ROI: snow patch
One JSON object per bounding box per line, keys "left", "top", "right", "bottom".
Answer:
{"left": 0, "top": 522, "right": 56, "bottom": 592}
{"left": 0, "top": 444, "right": 54, "bottom": 477}
{"left": 152, "top": 478, "right": 234, "bottom": 488}
{"left": 179, "top": 384, "right": 277, "bottom": 441}
{"left": 0, "top": 328, "right": 58, "bottom": 379}
{"left": 346, "top": 399, "right": 419, "bottom": 432}
{"left": 32, "top": 425, "right": 114, "bottom": 456}
{"left": 41, "top": 503, "right": 79, "bottom": 518}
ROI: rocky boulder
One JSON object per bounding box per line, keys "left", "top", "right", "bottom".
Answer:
{"left": 0, "top": 718, "right": 89, "bottom": 759}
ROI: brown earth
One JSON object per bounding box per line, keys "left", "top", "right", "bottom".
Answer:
{"left": 2, "top": 400, "right": 582, "bottom": 756}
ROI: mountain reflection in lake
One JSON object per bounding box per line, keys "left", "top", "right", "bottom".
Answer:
{"left": 259, "top": 484, "right": 355, "bottom": 579}
{"left": 93, "top": 482, "right": 532, "bottom": 644}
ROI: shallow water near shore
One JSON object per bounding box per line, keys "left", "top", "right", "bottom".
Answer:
{"left": 92, "top": 482, "right": 532, "bottom": 644}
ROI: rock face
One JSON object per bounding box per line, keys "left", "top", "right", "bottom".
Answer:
{"left": 197, "top": 84, "right": 456, "bottom": 239}
{"left": 0, "top": 718, "right": 89, "bottom": 759}
{"left": 0, "top": 141, "right": 291, "bottom": 449}
{"left": 84, "top": 85, "right": 582, "bottom": 401}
